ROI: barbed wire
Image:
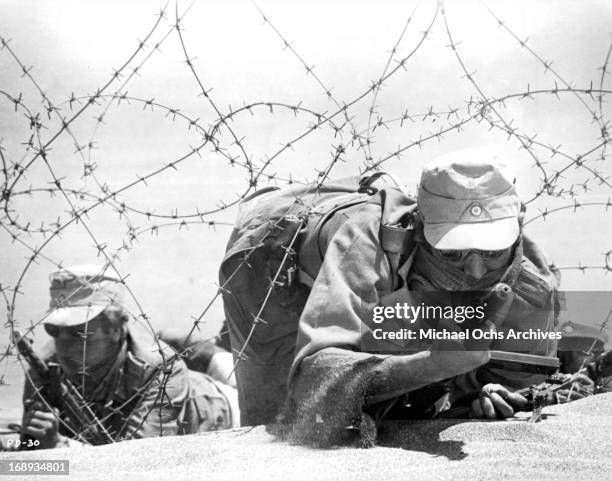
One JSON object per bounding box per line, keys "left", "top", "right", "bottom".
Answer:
{"left": 1, "top": 0, "right": 611, "bottom": 445}
{"left": 250, "top": 0, "right": 370, "bottom": 162}
{"left": 365, "top": 1, "right": 422, "bottom": 163}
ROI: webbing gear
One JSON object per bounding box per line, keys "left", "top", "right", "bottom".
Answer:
{"left": 299, "top": 175, "right": 415, "bottom": 289}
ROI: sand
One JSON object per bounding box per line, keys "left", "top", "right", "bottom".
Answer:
{"left": 2, "top": 393, "right": 612, "bottom": 481}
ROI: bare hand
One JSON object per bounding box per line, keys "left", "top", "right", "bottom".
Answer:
{"left": 22, "top": 402, "right": 61, "bottom": 449}
{"left": 471, "top": 383, "right": 527, "bottom": 419}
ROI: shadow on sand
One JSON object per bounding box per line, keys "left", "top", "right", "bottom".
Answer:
{"left": 377, "top": 418, "right": 472, "bottom": 461}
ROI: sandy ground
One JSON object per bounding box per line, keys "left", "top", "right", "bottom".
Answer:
{"left": 1, "top": 393, "right": 612, "bottom": 481}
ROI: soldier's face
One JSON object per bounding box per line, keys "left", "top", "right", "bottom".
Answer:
{"left": 45, "top": 315, "right": 122, "bottom": 377}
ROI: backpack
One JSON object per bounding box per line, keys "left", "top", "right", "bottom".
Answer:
{"left": 219, "top": 173, "right": 417, "bottom": 426}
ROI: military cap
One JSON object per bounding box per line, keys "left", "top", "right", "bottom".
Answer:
{"left": 417, "top": 148, "right": 521, "bottom": 250}
{"left": 558, "top": 321, "right": 608, "bottom": 352}
{"left": 43, "top": 265, "right": 126, "bottom": 327}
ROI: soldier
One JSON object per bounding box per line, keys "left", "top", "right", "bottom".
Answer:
{"left": 273, "top": 151, "right": 563, "bottom": 444}
{"left": 20, "top": 265, "right": 238, "bottom": 449}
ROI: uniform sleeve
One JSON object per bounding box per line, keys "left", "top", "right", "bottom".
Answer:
{"left": 279, "top": 203, "right": 391, "bottom": 446}
{"left": 290, "top": 202, "right": 393, "bottom": 378}
{"left": 282, "top": 203, "right": 492, "bottom": 446}
{"left": 117, "top": 359, "right": 191, "bottom": 441}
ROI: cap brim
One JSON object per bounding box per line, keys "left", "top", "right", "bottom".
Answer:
{"left": 424, "top": 217, "right": 519, "bottom": 250}
{"left": 43, "top": 305, "right": 106, "bottom": 327}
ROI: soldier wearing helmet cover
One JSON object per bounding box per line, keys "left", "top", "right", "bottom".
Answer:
{"left": 19, "top": 265, "right": 239, "bottom": 449}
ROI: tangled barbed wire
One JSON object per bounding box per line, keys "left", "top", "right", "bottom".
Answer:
{"left": 1, "top": 0, "right": 611, "bottom": 444}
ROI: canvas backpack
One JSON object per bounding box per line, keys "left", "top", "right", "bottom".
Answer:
{"left": 219, "top": 173, "right": 418, "bottom": 426}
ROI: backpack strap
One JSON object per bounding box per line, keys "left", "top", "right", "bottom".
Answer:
{"left": 381, "top": 224, "right": 412, "bottom": 290}
{"left": 298, "top": 212, "right": 416, "bottom": 290}
{"left": 298, "top": 267, "right": 317, "bottom": 288}
{"left": 359, "top": 172, "right": 410, "bottom": 198}
{"left": 297, "top": 185, "right": 417, "bottom": 290}
{"left": 378, "top": 187, "right": 417, "bottom": 290}
{"left": 297, "top": 194, "right": 371, "bottom": 288}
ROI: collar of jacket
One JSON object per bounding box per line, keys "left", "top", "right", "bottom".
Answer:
{"left": 112, "top": 326, "right": 178, "bottom": 404}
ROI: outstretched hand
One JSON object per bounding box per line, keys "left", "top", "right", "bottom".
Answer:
{"left": 470, "top": 383, "right": 528, "bottom": 419}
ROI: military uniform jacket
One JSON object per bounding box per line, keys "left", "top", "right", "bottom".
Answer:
{"left": 278, "top": 199, "right": 560, "bottom": 446}
{"left": 22, "top": 326, "right": 232, "bottom": 445}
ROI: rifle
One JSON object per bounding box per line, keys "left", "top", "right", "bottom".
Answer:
{"left": 487, "top": 350, "right": 560, "bottom": 375}
{"left": 435, "top": 350, "right": 607, "bottom": 420}
{"left": 517, "top": 349, "right": 612, "bottom": 421}
{"left": 13, "top": 330, "right": 114, "bottom": 446}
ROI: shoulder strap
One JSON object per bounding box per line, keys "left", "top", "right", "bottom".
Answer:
{"left": 298, "top": 194, "right": 371, "bottom": 288}
{"left": 381, "top": 224, "right": 412, "bottom": 289}
{"left": 379, "top": 188, "right": 418, "bottom": 289}
{"left": 298, "top": 180, "right": 418, "bottom": 290}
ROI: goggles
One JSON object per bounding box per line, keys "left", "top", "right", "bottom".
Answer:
{"left": 432, "top": 247, "right": 510, "bottom": 262}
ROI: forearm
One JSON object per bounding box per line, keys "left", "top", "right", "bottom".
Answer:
{"left": 365, "top": 349, "right": 491, "bottom": 405}
{"left": 118, "top": 389, "right": 182, "bottom": 440}
{"left": 280, "top": 346, "right": 491, "bottom": 446}
{"left": 296, "top": 346, "right": 490, "bottom": 406}
{"left": 118, "top": 368, "right": 191, "bottom": 441}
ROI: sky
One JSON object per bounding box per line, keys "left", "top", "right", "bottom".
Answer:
{"left": 1, "top": 0, "right": 612, "bottom": 419}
